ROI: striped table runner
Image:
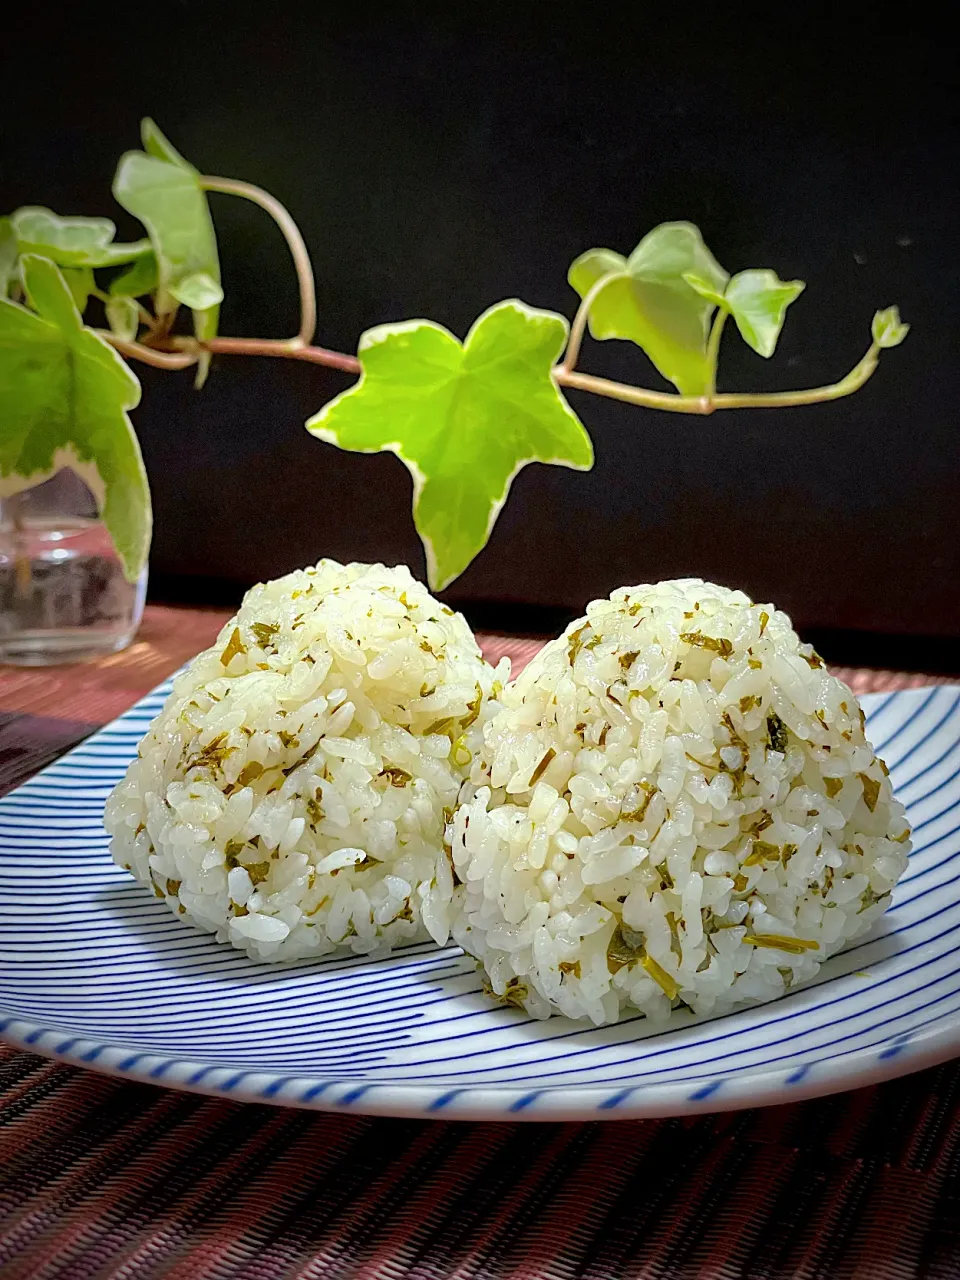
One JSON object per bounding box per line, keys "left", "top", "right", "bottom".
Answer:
{"left": 1, "top": 607, "right": 959, "bottom": 1279}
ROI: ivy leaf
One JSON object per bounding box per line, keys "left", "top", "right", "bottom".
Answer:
{"left": 872, "top": 306, "right": 910, "bottom": 348}
{"left": 569, "top": 222, "right": 728, "bottom": 395}
{"left": 684, "top": 267, "right": 805, "bottom": 357}
{"left": 10, "top": 206, "right": 151, "bottom": 268}
{"left": 721, "top": 270, "right": 805, "bottom": 357}
{"left": 306, "top": 300, "right": 593, "bottom": 590}
{"left": 0, "top": 255, "right": 150, "bottom": 581}
{"left": 0, "top": 218, "right": 17, "bottom": 297}
{"left": 170, "top": 270, "right": 222, "bottom": 310}
{"left": 112, "top": 119, "right": 221, "bottom": 387}
{"left": 106, "top": 295, "right": 141, "bottom": 342}
{"left": 62, "top": 266, "right": 95, "bottom": 312}
{"left": 112, "top": 148, "right": 222, "bottom": 313}
{"left": 109, "top": 252, "right": 159, "bottom": 299}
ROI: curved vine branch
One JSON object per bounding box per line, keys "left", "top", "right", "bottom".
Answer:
{"left": 201, "top": 174, "right": 318, "bottom": 349}
{"left": 96, "top": 333, "right": 199, "bottom": 371}
{"left": 560, "top": 273, "right": 614, "bottom": 375}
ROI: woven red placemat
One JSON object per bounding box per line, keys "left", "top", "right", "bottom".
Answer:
{"left": 1, "top": 607, "right": 959, "bottom": 1279}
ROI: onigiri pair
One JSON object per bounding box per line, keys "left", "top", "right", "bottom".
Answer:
{"left": 106, "top": 566, "right": 910, "bottom": 1024}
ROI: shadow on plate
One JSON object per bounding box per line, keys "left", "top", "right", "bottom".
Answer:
{"left": 93, "top": 879, "right": 912, "bottom": 1057}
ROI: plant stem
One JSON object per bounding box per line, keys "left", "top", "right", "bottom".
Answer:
{"left": 96, "top": 333, "right": 199, "bottom": 370}
{"left": 553, "top": 370, "right": 711, "bottom": 413}
{"left": 100, "top": 324, "right": 881, "bottom": 414}
{"left": 201, "top": 174, "right": 317, "bottom": 347}
{"left": 709, "top": 344, "right": 880, "bottom": 409}
{"left": 704, "top": 308, "right": 729, "bottom": 402}
{"left": 553, "top": 342, "right": 881, "bottom": 413}
{"left": 99, "top": 330, "right": 362, "bottom": 374}
{"left": 561, "top": 274, "right": 616, "bottom": 374}
{"left": 203, "top": 336, "right": 360, "bottom": 374}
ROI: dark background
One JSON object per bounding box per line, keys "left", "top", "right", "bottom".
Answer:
{"left": 2, "top": 9, "right": 958, "bottom": 656}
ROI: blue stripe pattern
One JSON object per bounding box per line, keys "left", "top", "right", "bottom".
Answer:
{"left": 1, "top": 683, "right": 958, "bottom": 1120}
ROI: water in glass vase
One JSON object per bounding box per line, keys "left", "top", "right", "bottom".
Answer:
{"left": 0, "top": 470, "right": 147, "bottom": 666}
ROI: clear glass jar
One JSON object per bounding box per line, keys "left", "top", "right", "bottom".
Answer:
{"left": 0, "top": 469, "right": 147, "bottom": 666}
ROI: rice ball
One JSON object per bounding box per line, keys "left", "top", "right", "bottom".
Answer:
{"left": 106, "top": 561, "right": 507, "bottom": 960}
{"left": 450, "top": 579, "right": 911, "bottom": 1024}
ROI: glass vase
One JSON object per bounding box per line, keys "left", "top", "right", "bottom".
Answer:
{"left": 0, "top": 469, "right": 147, "bottom": 666}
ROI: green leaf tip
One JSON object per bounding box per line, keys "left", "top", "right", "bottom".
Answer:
{"left": 306, "top": 299, "right": 593, "bottom": 591}
{"left": 140, "top": 119, "right": 196, "bottom": 172}
{"left": 872, "top": 306, "right": 910, "bottom": 348}
{"left": 723, "top": 270, "right": 805, "bottom": 358}
{"left": 0, "top": 256, "right": 151, "bottom": 582}
{"left": 21, "top": 252, "right": 83, "bottom": 330}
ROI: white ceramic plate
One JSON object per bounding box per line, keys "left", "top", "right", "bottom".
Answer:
{"left": 1, "top": 684, "right": 958, "bottom": 1121}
